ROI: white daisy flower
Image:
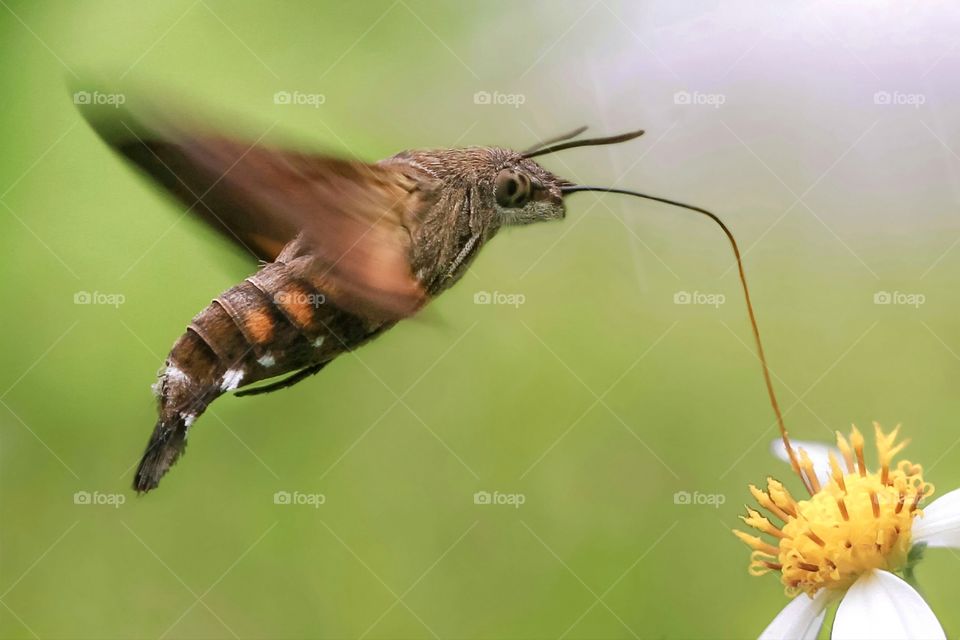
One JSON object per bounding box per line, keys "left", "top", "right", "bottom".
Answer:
{"left": 736, "top": 423, "right": 960, "bottom": 639}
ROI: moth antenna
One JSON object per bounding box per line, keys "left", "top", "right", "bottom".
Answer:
{"left": 521, "top": 125, "right": 589, "bottom": 155}
{"left": 522, "top": 129, "right": 645, "bottom": 159}
{"left": 561, "top": 185, "right": 807, "bottom": 491}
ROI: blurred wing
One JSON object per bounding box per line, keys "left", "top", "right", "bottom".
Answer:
{"left": 82, "top": 104, "right": 436, "bottom": 319}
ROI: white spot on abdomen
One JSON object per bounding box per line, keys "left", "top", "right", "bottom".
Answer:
{"left": 312, "top": 336, "right": 325, "bottom": 349}
{"left": 165, "top": 365, "right": 189, "bottom": 384}
{"left": 154, "top": 364, "right": 190, "bottom": 396}
{"left": 181, "top": 413, "right": 196, "bottom": 428}
{"left": 257, "top": 353, "right": 276, "bottom": 368}
{"left": 220, "top": 368, "right": 245, "bottom": 391}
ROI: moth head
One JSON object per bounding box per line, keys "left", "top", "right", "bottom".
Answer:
{"left": 491, "top": 158, "right": 567, "bottom": 226}
{"left": 491, "top": 127, "right": 648, "bottom": 226}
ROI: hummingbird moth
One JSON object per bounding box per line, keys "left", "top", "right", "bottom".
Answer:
{"left": 82, "top": 99, "right": 781, "bottom": 493}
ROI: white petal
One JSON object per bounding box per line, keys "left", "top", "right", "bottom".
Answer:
{"left": 833, "top": 570, "right": 945, "bottom": 640}
{"left": 770, "top": 438, "right": 839, "bottom": 487}
{"left": 913, "top": 487, "right": 960, "bottom": 548}
{"left": 759, "top": 589, "right": 830, "bottom": 640}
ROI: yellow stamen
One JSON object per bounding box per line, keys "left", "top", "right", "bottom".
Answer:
{"left": 836, "top": 431, "right": 856, "bottom": 474}
{"left": 850, "top": 425, "right": 866, "bottom": 476}
{"left": 748, "top": 550, "right": 780, "bottom": 576}
{"left": 742, "top": 508, "right": 786, "bottom": 539}
{"left": 829, "top": 451, "right": 852, "bottom": 490}
{"left": 874, "top": 422, "right": 907, "bottom": 485}
{"left": 749, "top": 484, "right": 790, "bottom": 523}
{"left": 798, "top": 449, "right": 821, "bottom": 493}
{"left": 734, "top": 530, "right": 780, "bottom": 556}
{"left": 835, "top": 496, "right": 849, "bottom": 520}
{"left": 766, "top": 479, "right": 799, "bottom": 518}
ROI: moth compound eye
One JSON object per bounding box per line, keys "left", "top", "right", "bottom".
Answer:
{"left": 494, "top": 169, "right": 531, "bottom": 208}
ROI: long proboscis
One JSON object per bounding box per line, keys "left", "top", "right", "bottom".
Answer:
{"left": 561, "top": 185, "right": 805, "bottom": 488}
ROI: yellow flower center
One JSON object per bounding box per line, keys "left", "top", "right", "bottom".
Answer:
{"left": 735, "top": 424, "right": 934, "bottom": 596}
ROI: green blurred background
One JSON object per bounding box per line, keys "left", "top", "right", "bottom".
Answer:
{"left": 2, "top": 1, "right": 960, "bottom": 638}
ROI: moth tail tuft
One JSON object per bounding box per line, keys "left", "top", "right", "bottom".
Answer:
{"left": 133, "top": 417, "right": 188, "bottom": 493}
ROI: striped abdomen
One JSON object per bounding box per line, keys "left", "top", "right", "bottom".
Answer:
{"left": 135, "top": 253, "right": 388, "bottom": 492}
